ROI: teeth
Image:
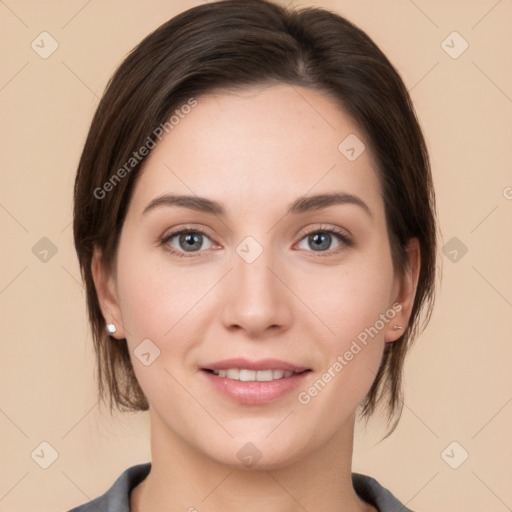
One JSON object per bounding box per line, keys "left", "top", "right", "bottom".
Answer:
{"left": 226, "top": 369, "right": 239, "bottom": 380}
{"left": 211, "top": 369, "right": 296, "bottom": 381}
{"left": 273, "top": 370, "right": 284, "bottom": 379}
{"left": 240, "top": 369, "right": 256, "bottom": 381}
{"left": 256, "top": 370, "right": 274, "bottom": 381}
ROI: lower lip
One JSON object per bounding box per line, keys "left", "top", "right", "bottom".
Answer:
{"left": 202, "top": 370, "right": 310, "bottom": 405}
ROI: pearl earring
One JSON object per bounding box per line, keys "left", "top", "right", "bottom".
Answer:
{"left": 106, "top": 323, "right": 117, "bottom": 335}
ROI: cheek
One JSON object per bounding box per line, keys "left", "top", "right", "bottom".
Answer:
{"left": 114, "top": 251, "right": 208, "bottom": 399}
{"left": 115, "top": 240, "right": 215, "bottom": 340}
{"left": 305, "top": 248, "right": 394, "bottom": 334}
{"left": 303, "top": 247, "right": 395, "bottom": 384}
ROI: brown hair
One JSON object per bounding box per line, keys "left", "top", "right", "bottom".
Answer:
{"left": 73, "top": 0, "right": 437, "bottom": 434}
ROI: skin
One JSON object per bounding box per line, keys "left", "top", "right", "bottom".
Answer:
{"left": 92, "top": 84, "right": 420, "bottom": 512}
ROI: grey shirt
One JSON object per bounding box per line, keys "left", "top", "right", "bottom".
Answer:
{"left": 68, "top": 462, "right": 413, "bottom": 512}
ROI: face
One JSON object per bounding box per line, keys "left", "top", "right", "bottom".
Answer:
{"left": 94, "top": 84, "right": 418, "bottom": 469}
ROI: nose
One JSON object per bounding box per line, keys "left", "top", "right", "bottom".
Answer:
{"left": 220, "top": 247, "right": 293, "bottom": 337}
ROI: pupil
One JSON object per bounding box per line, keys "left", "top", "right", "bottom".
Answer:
{"left": 309, "top": 232, "right": 330, "bottom": 251}
{"left": 180, "top": 233, "right": 202, "bottom": 251}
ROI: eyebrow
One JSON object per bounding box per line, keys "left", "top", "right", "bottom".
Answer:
{"left": 142, "top": 192, "right": 372, "bottom": 218}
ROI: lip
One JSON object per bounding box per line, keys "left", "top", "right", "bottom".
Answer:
{"left": 202, "top": 369, "right": 310, "bottom": 405}
{"left": 201, "top": 358, "right": 309, "bottom": 373}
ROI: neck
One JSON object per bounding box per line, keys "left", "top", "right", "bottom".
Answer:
{"left": 131, "top": 410, "right": 375, "bottom": 512}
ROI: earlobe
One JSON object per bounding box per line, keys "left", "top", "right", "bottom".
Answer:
{"left": 384, "top": 238, "right": 421, "bottom": 343}
{"left": 91, "top": 248, "right": 125, "bottom": 339}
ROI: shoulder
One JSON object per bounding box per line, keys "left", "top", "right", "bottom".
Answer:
{"left": 67, "top": 462, "right": 151, "bottom": 512}
{"left": 352, "top": 473, "right": 414, "bottom": 512}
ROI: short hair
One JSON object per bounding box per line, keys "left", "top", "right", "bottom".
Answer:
{"left": 73, "top": 0, "right": 438, "bottom": 434}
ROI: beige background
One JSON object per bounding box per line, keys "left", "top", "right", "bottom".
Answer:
{"left": 1, "top": 0, "right": 511, "bottom": 511}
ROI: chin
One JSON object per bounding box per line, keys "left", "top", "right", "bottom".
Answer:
{"left": 199, "top": 433, "right": 310, "bottom": 472}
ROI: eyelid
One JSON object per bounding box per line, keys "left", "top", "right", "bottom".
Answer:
{"left": 161, "top": 225, "right": 214, "bottom": 243}
{"left": 294, "top": 223, "right": 352, "bottom": 242}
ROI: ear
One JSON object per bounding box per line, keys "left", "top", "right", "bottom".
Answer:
{"left": 91, "top": 247, "right": 126, "bottom": 339}
{"left": 384, "top": 237, "right": 421, "bottom": 343}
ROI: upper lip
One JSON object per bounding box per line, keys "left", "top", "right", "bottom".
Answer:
{"left": 201, "top": 358, "right": 309, "bottom": 372}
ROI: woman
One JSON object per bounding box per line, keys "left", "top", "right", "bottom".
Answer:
{"left": 70, "top": 0, "right": 437, "bottom": 510}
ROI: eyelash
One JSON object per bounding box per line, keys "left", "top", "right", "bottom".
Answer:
{"left": 160, "top": 225, "right": 353, "bottom": 259}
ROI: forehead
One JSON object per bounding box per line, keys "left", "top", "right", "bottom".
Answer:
{"left": 128, "top": 84, "right": 384, "bottom": 220}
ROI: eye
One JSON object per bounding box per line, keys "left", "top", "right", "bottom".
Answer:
{"left": 160, "top": 226, "right": 351, "bottom": 258}
{"left": 162, "top": 228, "right": 216, "bottom": 256}
{"left": 296, "top": 228, "right": 351, "bottom": 253}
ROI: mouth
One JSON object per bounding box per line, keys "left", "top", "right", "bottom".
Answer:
{"left": 202, "top": 368, "right": 311, "bottom": 382}
{"left": 200, "top": 358, "right": 312, "bottom": 405}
